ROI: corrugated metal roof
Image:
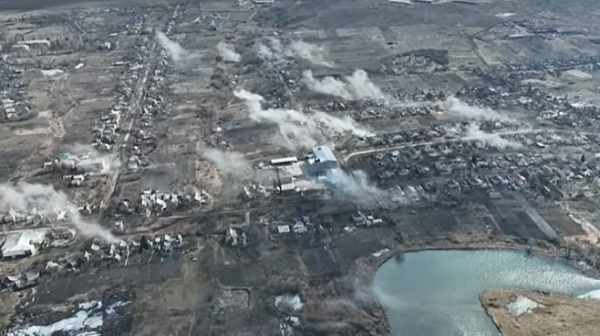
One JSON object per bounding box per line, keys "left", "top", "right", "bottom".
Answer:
{"left": 312, "top": 146, "right": 337, "bottom": 163}
{"left": 281, "top": 183, "right": 295, "bottom": 191}
{"left": 2, "top": 233, "right": 30, "bottom": 257}
{"left": 1, "top": 231, "right": 44, "bottom": 258}
{"left": 271, "top": 157, "right": 298, "bottom": 165}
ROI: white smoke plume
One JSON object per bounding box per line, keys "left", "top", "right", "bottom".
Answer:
{"left": 0, "top": 183, "right": 117, "bottom": 243}
{"left": 443, "top": 96, "right": 509, "bottom": 121}
{"left": 234, "top": 90, "right": 372, "bottom": 149}
{"left": 346, "top": 70, "right": 387, "bottom": 101}
{"left": 303, "top": 70, "right": 388, "bottom": 101}
{"left": 255, "top": 38, "right": 333, "bottom": 67}
{"left": 202, "top": 148, "right": 251, "bottom": 178}
{"left": 156, "top": 31, "right": 188, "bottom": 63}
{"left": 216, "top": 41, "right": 241, "bottom": 63}
{"left": 287, "top": 40, "right": 333, "bottom": 67}
{"left": 303, "top": 70, "right": 352, "bottom": 100}
{"left": 463, "top": 123, "right": 522, "bottom": 149}
{"left": 330, "top": 170, "right": 389, "bottom": 206}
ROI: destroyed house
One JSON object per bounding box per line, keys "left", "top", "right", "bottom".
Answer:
{"left": 225, "top": 228, "right": 248, "bottom": 247}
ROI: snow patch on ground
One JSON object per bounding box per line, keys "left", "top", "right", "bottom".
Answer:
{"left": 495, "top": 12, "right": 515, "bottom": 18}
{"left": 8, "top": 300, "right": 129, "bottom": 336}
{"left": 507, "top": 296, "right": 542, "bottom": 316}
{"left": 579, "top": 289, "right": 600, "bottom": 300}
{"left": 372, "top": 249, "right": 389, "bottom": 257}
{"left": 40, "top": 69, "right": 64, "bottom": 77}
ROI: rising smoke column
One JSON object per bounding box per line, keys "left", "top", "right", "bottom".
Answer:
{"left": 0, "top": 183, "right": 117, "bottom": 243}
{"left": 156, "top": 30, "right": 188, "bottom": 63}
{"left": 216, "top": 41, "right": 241, "bottom": 63}
{"left": 302, "top": 70, "right": 389, "bottom": 102}
{"left": 233, "top": 90, "right": 371, "bottom": 149}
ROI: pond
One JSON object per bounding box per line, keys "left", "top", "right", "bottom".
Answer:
{"left": 374, "top": 250, "right": 600, "bottom": 336}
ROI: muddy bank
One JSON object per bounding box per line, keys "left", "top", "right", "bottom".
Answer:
{"left": 480, "top": 288, "right": 600, "bottom": 336}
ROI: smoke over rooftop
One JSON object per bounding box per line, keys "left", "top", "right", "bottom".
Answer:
{"left": 156, "top": 30, "right": 189, "bottom": 64}
{"left": 302, "top": 70, "right": 388, "bottom": 101}
{"left": 443, "top": 96, "right": 509, "bottom": 121}
{"left": 255, "top": 38, "right": 333, "bottom": 67}
{"left": 328, "top": 170, "right": 389, "bottom": 206}
{"left": 0, "top": 183, "right": 117, "bottom": 243}
{"left": 463, "top": 123, "right": 523, "bottom": 149}
{"left": 234, "top": 90, "right": 371, "bottom": 149}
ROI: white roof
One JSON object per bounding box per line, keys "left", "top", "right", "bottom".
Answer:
{"left": 277, "top": 225, "right": 290, "bottom": 234}
{"left": 271, "top": 157, "right": 298, "bottom": 165}
{"left": 1, "top": 230, "right": 46, "bottom": 258}
{"left": 281, "top": 183, "right": 296, "bottom": 192}
{"left": 17, "top": 39, "right": 51, "bottom": 46}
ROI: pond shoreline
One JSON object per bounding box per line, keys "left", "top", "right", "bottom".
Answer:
{"left": 359, "top": 234, "right": 600, "bottom": 336}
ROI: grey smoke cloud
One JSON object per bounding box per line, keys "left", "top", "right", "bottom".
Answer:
{"left": 216, "top": 41, "right": 241, "bottom": 63}
{"left": 329, "top": 170, "right": 389, "bottom": 206}
{"left": 443, "top": 96, "right": 509, "bottom": 121}
{"left": 0, "top": 183, "right": 117, "bottom": 243}
{"left": 156, "top": 31, "right": 188, "bottom": 64}
{"left": 463, "top": 123, "right": 522, "bottom": 149}
{"left": 234, "top": 90, "right": 372, "bottom": 149}
{"left": 302, "top": 70, "right": 388, "bottom": 101}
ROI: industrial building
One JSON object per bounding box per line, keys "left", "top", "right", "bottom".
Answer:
{"left": 273, "top": 146, "right": 340, "bottom": 195}
{"left": 307, "top": 146, "right": 338, "bottom": 176}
